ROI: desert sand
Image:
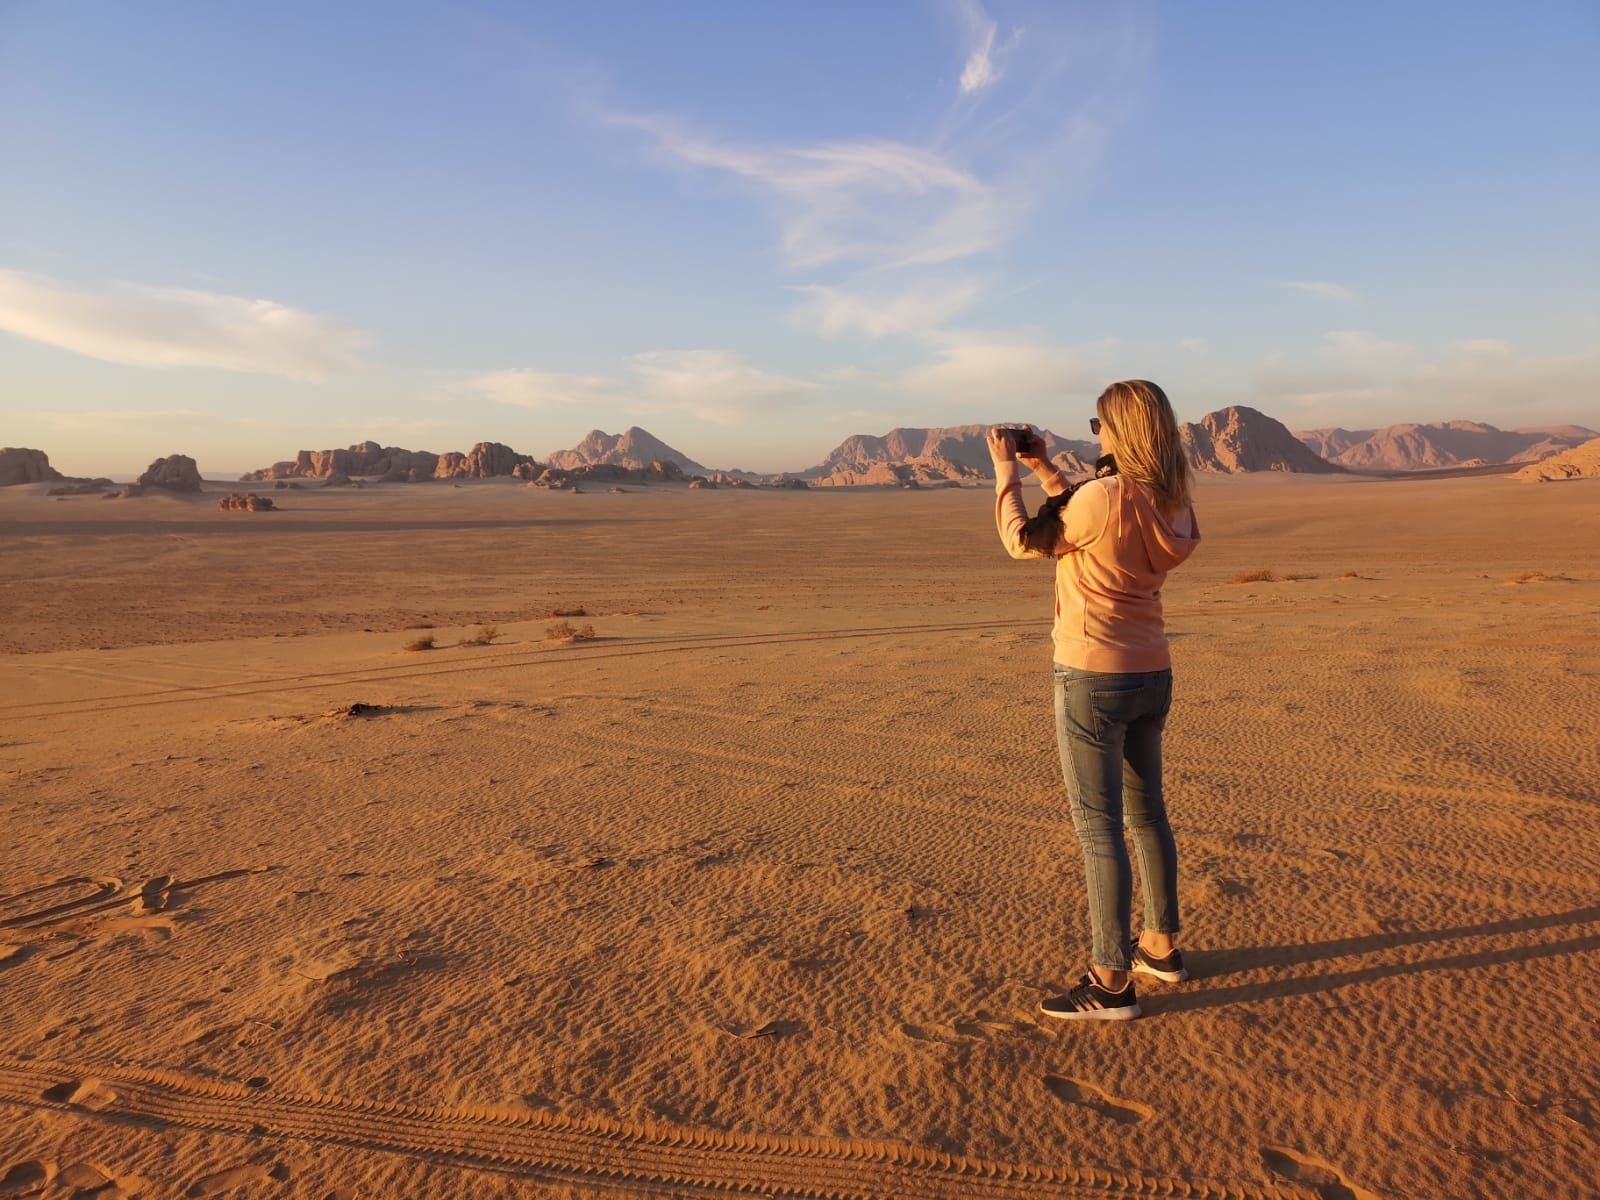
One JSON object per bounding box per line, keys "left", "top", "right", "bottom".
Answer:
{"left": 2, "top": 473, "right": 1597, "bottom": 1199}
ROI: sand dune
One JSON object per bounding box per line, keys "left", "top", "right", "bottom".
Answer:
{"left": 1, "top": 473, "right": 1597, "bottom": 1198}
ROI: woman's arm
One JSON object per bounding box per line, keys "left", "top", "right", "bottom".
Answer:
{"left": 994, "top": 458, "right": 1053, "bottom": 558}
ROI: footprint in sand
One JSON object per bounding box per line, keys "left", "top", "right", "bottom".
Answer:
{"left": 42, "top": 1078, "right": 117, "bottom": 1111}
{"left": 1260, "top": 1146, "right": 1379, "bottom": 1200}
{"left": 187, "top": 1161, "right": 289, "bottom": 1197}
{"left": 0, "top": 1160, "right": 55, "bottom": 1196}
{"left": 1042, "top": 1075, "right": 1154, "bottom": 1126}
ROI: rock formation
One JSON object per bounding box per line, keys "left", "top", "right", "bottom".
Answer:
{"left": 218, "top": 492, "right": 275, "bottom": 511}
{"left": 1513, "top": 437, "right": 1600, "bottom": 481}
{"left": 434, "top": 441, "right": 535, "bottom": 479}
{"left": 546, "top": 427, "right": 709, "bottom": 474}
{"left": 1181, "top": 408, "right": 1344, "bottom": 474}
{"left": 137, "top": 454, "right": 203, "bottom": 492}
{"left": 242, "top": 441, "right": 441, "bottom": 482}
{"left": 0, "top": 448, "right": 66, "bottom": 486}
{"left": 1294, "top": 421, "right": 1598, "bottom": 471}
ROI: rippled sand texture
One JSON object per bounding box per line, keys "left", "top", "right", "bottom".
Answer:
{"left": 2, "top": 474, "right": 1597, "bottom": 1199}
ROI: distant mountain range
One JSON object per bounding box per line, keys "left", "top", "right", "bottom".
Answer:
{"left": 12, "top": 411, "right": 1598, "bottom": 491}
{"left": 1293, "top": 421, "right": 1597, "bottom": 471}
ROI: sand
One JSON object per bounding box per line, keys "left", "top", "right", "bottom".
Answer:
{"left": 1, "top": 474, "right": 1597, "bottom": 1199}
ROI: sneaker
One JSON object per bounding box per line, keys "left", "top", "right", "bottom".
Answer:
{"left": 1039, "top": 973, "right": 1141, "bottom": 1021}
{"left": 1131, "top": 942, "right": 1189, "bottom": 983}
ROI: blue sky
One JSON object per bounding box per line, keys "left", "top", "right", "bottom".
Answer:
{"left": 2, "top": 0, "right": 1596, "bottom": 476}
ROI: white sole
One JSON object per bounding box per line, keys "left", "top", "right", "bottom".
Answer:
{"left": 1131, "top": 964, "right": 1189, "bottom": 983}
{"left": 1039, "top": 1003, "right": 1141, "bottom": 1022}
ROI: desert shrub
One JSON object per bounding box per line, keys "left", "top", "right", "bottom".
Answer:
{"left": 404, "top": 634, "right": 436, "bottom": 652}
{"left": 546, "top": 606, "right": 587, "bottom": 618}
{"left": 465, "top": 625, "right": 499, "bottom": 646}
{"left": 545, "top": 621, "right": 597, "bottom": 642}
{"left": 1508, "top": 571, "right": 1573, "bottom": 584}
{"left": 1232, "top": 567, "right": 1277, "bottom": 584}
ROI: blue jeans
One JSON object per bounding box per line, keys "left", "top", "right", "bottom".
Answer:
{"left": 1053, "top": 664, "right": 1180, "bottom": 972}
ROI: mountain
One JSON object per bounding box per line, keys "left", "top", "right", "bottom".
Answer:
{"left": 1, "top": 447, "right": 65, "bottom": 486}
{"left": 1295, "top": 428, "right": 1377, "bottom": 460}
{"left": 1514, "top": 437, "right": 1600, "bottom": 481}
{"left": 1292, "top": 421, "right": 1598, "bottom": 471}
{"left": 545, "top": 427, "right": 709, "bottom": 474}
{"left": 1181, "top": 407, "right": 1345, "bottom": 473}
{"left": 803, "top": 424, "right": 1099, "bottom": 487}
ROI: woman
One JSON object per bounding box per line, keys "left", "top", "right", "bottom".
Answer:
{"left": 988, "top": 380, "right": 1201, "bottom": 1022}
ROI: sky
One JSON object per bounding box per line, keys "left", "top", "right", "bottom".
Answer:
{"left": 2, "top": 0, "right": 1597, "bottom": 477}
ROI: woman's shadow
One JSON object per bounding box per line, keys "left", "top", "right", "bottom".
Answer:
{"left": 1149, "top": 904, "right": 1600, "bottom": 1017}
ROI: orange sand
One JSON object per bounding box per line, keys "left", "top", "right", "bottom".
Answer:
{"left": 1, "top": 474, "right": 1597, "bottom": 1198}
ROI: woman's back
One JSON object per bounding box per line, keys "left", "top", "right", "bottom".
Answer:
{"left": 1051, "top": 474, "right": 1200, "bottom": 673}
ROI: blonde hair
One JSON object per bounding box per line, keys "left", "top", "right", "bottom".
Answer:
{"left": 1096, "top": 380, "right": 1193, "bottom": 514}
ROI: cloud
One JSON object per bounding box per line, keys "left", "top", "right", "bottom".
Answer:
{"left": 469, "top": 368, "right": 624, "bottom": 409}
{"left": 896, "top": 332, "right": 1099, "bottom": 404}
{"left": 955, "top": 0, "right": 1000, "bottom": 94}
{"left": 1279, "top": 280, "right": 1356, "bottom": 302}
{"left": 469, "top": 350, "right": 813, "bottom": 426}
{"left": 0, "top": 268, "right": 360, "bottom": 380}
{"left": 1179, "top": 337, "right": 1208, "bottom": 353}
{"left": 1453, "top": 338, "right": 1515, "bottom": 357}
{"left": 613, "top": 115, "right": 1014, "bottom": 271}
{"left": 789, "top": 279, "right": 984, "bottom": 339}
{"left": 1322, "top": 329, "right": 1414, "bottom": 362}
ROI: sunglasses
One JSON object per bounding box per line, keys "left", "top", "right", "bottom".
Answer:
{"left": 1090, "top": 417, "right": 1102, "bottom": 435}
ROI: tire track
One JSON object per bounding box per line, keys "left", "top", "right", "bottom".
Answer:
{"left": 0, "top": 620, "right": 1045, "bottom": 722}
{"left": 0, "top": 1058, "right": 1311, "bottom": 1200}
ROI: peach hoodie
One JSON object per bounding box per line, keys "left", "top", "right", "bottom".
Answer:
{"left": 994, "top": 459, "right": 1201, "bottom": 672}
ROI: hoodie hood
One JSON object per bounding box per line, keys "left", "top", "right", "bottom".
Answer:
{"left": 1119, "top": 475, "right": 1201, "bottom": 572}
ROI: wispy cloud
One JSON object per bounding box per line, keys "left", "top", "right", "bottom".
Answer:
{"left": 1322, "top": 329, "right": 1413, "bottom": 362}
{"left": 954, "top": 0, "right": 1018, "bottom": 95}
{"left": 1179, "top": 337, "right": 1209, "bottom": 353}
{"left": 21, "top": 407, "right": 220, "bottom": 432}
{"left": 1279, "top": 280, "right": 1356, "bottom": 302}
{"left": 789, "top": 278, "right": 984, "bottom": 339}
{"left": 469, "top": 350, "right": 814, "bottom": 426}
{"left": 0, "top": 268, "right": 360, "bottom": 380}
{"left": 614, "top": 114, "right": 1011, "bottom": 270}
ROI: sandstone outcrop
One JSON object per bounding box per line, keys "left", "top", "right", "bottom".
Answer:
{"left": 241, "top": 441, "right": 440, "bottom": 482}
{"left": 434, "top": 441, "right": 534, "bottom": 479}
{"left": 1, "top": 448, "right": 66, "bottom": 486}
{"left": 137, "top": 454, "right": 203, "bottom": 492}
{"left": 218, "top": 492, "right": 275, "bottom": 511}
{"left": 1180, "top": 408, "right": 1343, "bottom": 474}
{"left": 1514, "top": 437, "right": 1600, "bottom": 481}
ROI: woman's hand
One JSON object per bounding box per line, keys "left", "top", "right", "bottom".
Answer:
{"left": 986, "top": 426, "right": 1016, "bottom": 465}
{"left": 1017, "top": 446, "right": 1050, "bottom": 473}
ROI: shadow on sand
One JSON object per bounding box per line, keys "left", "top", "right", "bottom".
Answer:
{"left": 1151, "top": 904, "right": 1600, "bottom": 1017}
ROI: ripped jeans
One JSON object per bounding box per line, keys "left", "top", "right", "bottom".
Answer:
{"left": 1053, "top": 664, "right": 1180, "bottom": 973}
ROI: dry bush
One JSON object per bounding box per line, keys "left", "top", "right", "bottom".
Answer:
{"left": 1232, "top": 567, "right": 1278, "bottom": 584}
{"left": 1508, "top": 571, "right": 1574, "bottom": 584}
{"left": 545, "top": 621, "right": 597, "bottom": 642}
{"left": 464, "top": 625, "right": 499, "bottom": 646}
{"left": 1341, "top": 571, "right": 1364, "bottom": 580}
{"left": 404, "top": 634, "right": 436, "bottom": 652}
{"left": 1283, "top": 572, "right": 1319, "bottom": 581}
{"left": 545, "top": 606, "right": 587, "bottom": 618}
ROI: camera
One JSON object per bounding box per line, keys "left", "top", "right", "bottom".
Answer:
{"left": 998, "top": 424, "right": 1044, "bottom": 457}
